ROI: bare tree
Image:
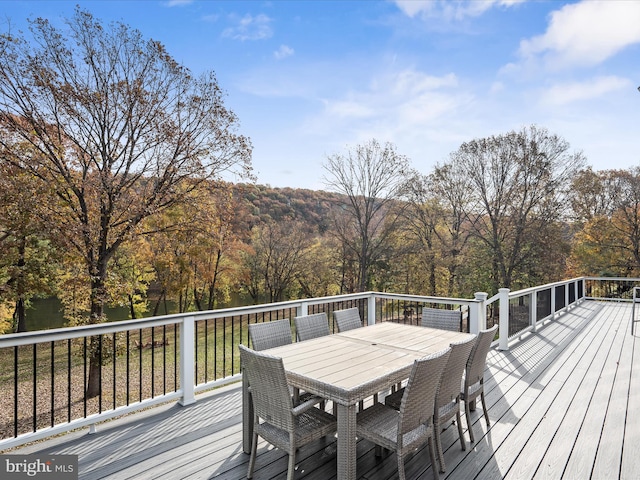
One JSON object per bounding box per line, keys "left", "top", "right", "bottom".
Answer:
{"left": 445, "top": 125, "right": 585, "bottom": 291}
{"left": 0, "top": 8, "right": 252, "bottom": 396}
{"left": 243, "top": 221, "right": 311, "bottom": 302}
{"left": 570, "top": 168, "right": 618, "bottom": 225}
{"left": 403, "top": 168, "right": 474, "bottom": 296}
{"left": 323, "top": 139, "right": 410, "bottom": 292}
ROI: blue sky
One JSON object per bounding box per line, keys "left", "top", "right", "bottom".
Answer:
{"left": 2, "top": 0, "right": 640, "bottom": 190}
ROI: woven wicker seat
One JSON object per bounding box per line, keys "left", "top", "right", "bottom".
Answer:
{"left": 461, "top": 324, "right": 498, "bottom": 443}
{"left": 356, "top": 348, "right": 451, "bottom": 480}
{"left": 384, "top": 336, "right": 475, "bottom": 472}
{"left": 333, "top": 307, "right": 363, "bottom": 332}
{"left": 294, "top": 312, "right": 330, "bottom": 341}
{"left": 239, "top": 345, "right": 337, "bottom": 480}
{"left": 421, "top": 307, "right": 462, "bottom": 331}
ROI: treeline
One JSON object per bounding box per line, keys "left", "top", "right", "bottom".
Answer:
{"left": 1, "top": 9, "right": 640, "bottom": 341}
{"left": 3, "top": 144, "right": 640, "bottom": 335}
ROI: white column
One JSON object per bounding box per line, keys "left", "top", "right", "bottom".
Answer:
{"left": 531, "top": 291, "right": 537, "bottom": 333}
{"left": 470, "top": 292, "right": 488, "bottom": 334}
{"left": 499, "top": 288, "right": 510, "bottom": 351}
{"left": 367, "top": 295, "right": 376, "bottom": 325}
{"left": 179, "top": 315, "right": 196, "bottom": 406}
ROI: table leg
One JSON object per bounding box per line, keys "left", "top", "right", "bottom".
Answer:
{"left": 337, "top": 403, "right": 357, "bottom": 480}
{"left": 242, "top": 370, "right": 253, "bottom": 454}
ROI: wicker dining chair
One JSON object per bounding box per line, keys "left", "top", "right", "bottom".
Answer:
{"left": 333, "top": 307, "right": 363, "bottom": 332}
{"left": 248, "top": 319, "right": 293, "bottom": 351}
{"left": 239, "top": 345, "right": 337, "bottom": 480}
{"left": 294, "top": 312, "right": 330, "bottom": 341}
{"left": 247, "top": 319, "right": 320, "bottom": 407}
{"left": 433, "top": 336, "right": 476, "bottom": 472}
{"left": 421, "top": 307, "right": 462, "bottom": 331}
{"left": 384, "top": 336, "right": 476, "bottom": 472}
{"left": 461, "top": 324, "right": 498, "bottom": 443}
{"left": 356, "top": 348, "right": 451, "bottom": 480}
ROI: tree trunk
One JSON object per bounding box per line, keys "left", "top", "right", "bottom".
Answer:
{"left": 14, "top": 298, "right": 27, "bottom": 333}
{"left": 128, "top": 294, "right": 137, "bottom": 319}
{"left": 86, "top": 336, "right": 102, "bottom": 399}
{"left": 85, "top": 267, "right": 107, "bottom": 399}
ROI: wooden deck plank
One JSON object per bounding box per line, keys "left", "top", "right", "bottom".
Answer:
{"left": 6, "top": 300, "right": 639, "bottom": 480}
{"left": 530, "top": 304, "right": 624, "bottom": 479}
{"left": 515, "top": 301, "right": 626, "bottom": 480}
{"left": 590, "top": 304, "right": 631, "bottom": 479}
{"left": 561, "top": 304, "right": 628, "bottom": 480}
{"left": 450, "top": 301, "right": 607, "bottom": 479}
{"left": 621, "top": 320, "right": 640, "bottom": 480}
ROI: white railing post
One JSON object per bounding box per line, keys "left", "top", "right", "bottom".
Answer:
{"left": 499, "top": 288, "right": 510, "bottom": 351}
{"left": 551, "top": 286, "right": 556, "bottom": 319}
{"left": 565, "top": 282, "right": 570, "bottom": 311}
{"left": 367, "top": 294, "right": 376, "bottom": 325}
{"left": 531, "top": 291, "right": 537, "bottom": 332}
{"left": 298, "top": 302, "right": 308, "bottom": 317}
{"left": 470, "top": 292, "right": 488, "bottom": 334}
{"left": 180, "top": 315, "right": 196, "bottom": 406}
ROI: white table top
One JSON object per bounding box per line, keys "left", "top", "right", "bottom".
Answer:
{"left": 266, "top": 322, "right": 475, "bottom": 406}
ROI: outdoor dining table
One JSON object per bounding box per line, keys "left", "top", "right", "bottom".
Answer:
{"left": 242, "top": 321, "right": 475, "bottom": 480}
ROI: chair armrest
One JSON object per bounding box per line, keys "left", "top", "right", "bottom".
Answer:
{"left": 292, "top": 395, "right": 325, "bottom": 416}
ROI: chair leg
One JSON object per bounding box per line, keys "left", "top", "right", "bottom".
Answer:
{"left": 287, "top": 452, "right": 296, "bottom": 480}
{"left": 456, "top": 409, "right": 466, "bottom": 451}
{"left": 434, "top": 418, "right": 445, "bottom": 473}
{"left": 247, "top": 430, "right": 258, "bottom": 479}
{"left": 397, "top": 452, "right": 406, "bottom": 480}
{"left": 428, "top": 436, "right": 439, "bottom": 480}
{"left": 481, "top": 391, "right": 490, "bottom": 427}
{"left": 465, "top": 400, "right": 475, "bottom": 443}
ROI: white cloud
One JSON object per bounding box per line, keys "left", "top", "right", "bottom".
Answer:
{"left": 309, "top": 68, "right": 471, "bottom": 153}
{"left": 165, "top": 0, "right": 193, "bottom": 6}
{"left": 222, "top": 14, "right": 273, "bottom": 41}
{"left": 519, "top": 1, "right": 640, "bottom": 69}
{"left": 274, "top": 45, "right": 294, "bottom": 60}
{"left": 393, "top": 0, "right": 524, "bottom": 20}
{"left": 541, "top": 76, "right": 632, "bottom": 106}
{"left": 322, "top": 69, "right": 459, "bottom": 120}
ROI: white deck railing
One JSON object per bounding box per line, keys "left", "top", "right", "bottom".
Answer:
{"left": 0, "top": 291, "right": 483, "bottom": 450}
{"left": 0, "top": 277, "right": 636, "bottom": 450}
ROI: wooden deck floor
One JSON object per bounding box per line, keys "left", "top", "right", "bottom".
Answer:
{"left": 10, "top": 300, "right": 640, "bottom": 479}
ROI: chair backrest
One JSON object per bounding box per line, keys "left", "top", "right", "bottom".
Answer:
{"left": 465, "top": 324, "right": 498, "bottom": 388}
{"left": 294, "top": 312, "right": 330, "bottom": 341}
{"left": 436, "top": 336, "right": 476, "bottom": 410}
{"left": 248, "top": 319, "right": 292, "bottom": 351}
{"left": 398, "top": 347, "right": 451, "bottom": 436}
{"left": 333, "top": 307, "right": 362, "bottom": 332}
{"left": 421, "top": 307, "right": 462, "bottom": 331}
{"left": 239, "top": 344, "right": 294, "bottom": 431}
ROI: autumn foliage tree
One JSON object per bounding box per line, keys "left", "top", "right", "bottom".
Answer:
{"left": 570, "top": 168, "right": 640, "bottom": 277}
{"left": 323, "top": 139, "right": 410, "bottom": 292}
{"left": 0, "top": 8, "right": 252, "bottom": 396}
{"left": 442, "top": 125, "right": 584, "bottom": 291}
